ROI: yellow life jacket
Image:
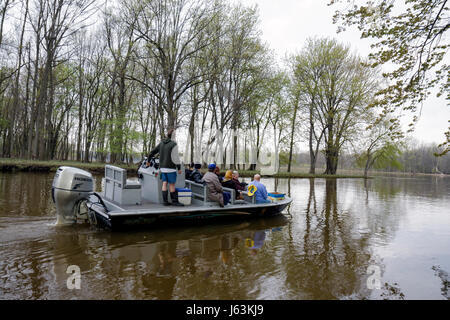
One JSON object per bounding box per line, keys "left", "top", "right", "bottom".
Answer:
{"left": 247, "top": 184, "right": 257, "bottom": 196}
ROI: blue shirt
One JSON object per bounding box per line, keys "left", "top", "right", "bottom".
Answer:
{"left": 248, "top": 180, "right": 268, "bottom": 202}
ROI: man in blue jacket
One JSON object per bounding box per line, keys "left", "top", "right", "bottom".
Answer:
{"left": 248, "top": 174, "right": 271, "bottom": 204}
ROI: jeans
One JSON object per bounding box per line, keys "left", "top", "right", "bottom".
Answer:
{"left": 223, "top": 191, "right": 231, "bottom": 205}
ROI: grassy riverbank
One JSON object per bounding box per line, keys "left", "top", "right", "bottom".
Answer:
{"left": 0, "top": 158, "right": 136, "bottom": 174}
{"left": 0, "top": 158, "right": 372, "bottom": 178}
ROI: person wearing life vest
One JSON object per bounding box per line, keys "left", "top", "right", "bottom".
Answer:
{"left": 147, "top": 128, "right": 184, "bottom": 206}
{"left": 247, "top": 174, "right": 270, "bottom": 204}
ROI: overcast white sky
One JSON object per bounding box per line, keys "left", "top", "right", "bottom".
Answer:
{"left": 240, "top": 0, "right": 450, "bottom": 146}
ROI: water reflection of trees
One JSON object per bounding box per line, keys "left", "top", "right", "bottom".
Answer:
{"left": 365, "top": 176, "right": 450, "bottom": 200}
{"left": 432, "top": 266, "right": 450, "bottom": 300}
{"left": 283, "top": 179, "right": 375, "bottom": 299}
{"left": 0, "top": 172, "right": 55, "bottom": 217}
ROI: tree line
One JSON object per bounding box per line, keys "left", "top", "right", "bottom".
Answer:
{"left": 0, "top": 0, "right": 447, "bottom": 175}
{"left": 289, "top": 141, "right": 450, "bottom": 175}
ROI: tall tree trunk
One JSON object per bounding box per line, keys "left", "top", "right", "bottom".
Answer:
{"left": 34, "top": 61, "right": 50, "bottom": 160}
{"left": 324, "top": 145, "right": 339, "bottom": 175}
{"left": 287, "top": 100, "right": 299, "bottom": 172}
{"left": 7, "top": 0, "right": 29, "bottom": 158}
{"left": 44, "top": 63, "right": 55, "bottom": 160}
{"left": 21, "top": 43, "right": 31, "bottom": 158}
{"left": 188, "top": 96, "right": 198, "bottom": 164}
{"left": 76, "top": 54, "right": 84, "bottom": 161}
{"left": 27, "top": 32, "right": 40, "bottom": 159}
{"left": 324, "top": 117, "right": 338, "bottom": 174}
{"left": 309, "top": 124, "right": 317, "bottom": 174}
{"left": 0, "top": 0, "right": 11, "bottom": 48}
{"left": 189, "top": 115, "right": 196, "bottom": 164}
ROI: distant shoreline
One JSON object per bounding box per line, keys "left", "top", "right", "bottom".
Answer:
{"left": 0, "top": 158, "right": 447, "bottom": 179}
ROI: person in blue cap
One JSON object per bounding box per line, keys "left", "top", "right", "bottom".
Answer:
{"left": 201, "top": 163, "right": 231, "bottom": 207}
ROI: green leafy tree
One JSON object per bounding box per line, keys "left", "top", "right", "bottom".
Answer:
{"left": 356, "top": 142, "right": 403, "bottom": 177}
{"left": 354, "top": 116, "right": 403, "bottom": 178}
{"left": 330, "top": 0, "right": 450, "bottom": 155}
{"left": 292, "top": 37, "right": 379, "bottom": 175}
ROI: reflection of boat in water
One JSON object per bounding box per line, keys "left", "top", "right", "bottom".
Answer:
{"left": 51, "top": 162, "right": 292, "bottom": 229}
{"left": 35, "top": 214, "right": 288, "bottom": 299}
{"left": 121, "top": 216, "right": 287, "bottom": 298}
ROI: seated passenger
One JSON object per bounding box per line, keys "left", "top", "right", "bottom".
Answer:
{"left": 232, "top": 171, "right": 247, "bottom": 191}
{"left": 189, "top": 163, "right": 203, "bottom": 184}
{"left": 214, "top": 166, "right": 224, "bottom": 183}
{"left": 201, "top": 164, "right": 231, "bottom": 207}
{"left": 248, "top": 174, "right": 271, "bottom": 204}
{"left": 222, "top": 170, "right": 244, "bottom": 199}
{"left": 185, "top": 162, "right": 194, "bottom": 180}
{"left": 223, "top": 170, "right": 233, "bottom": 183}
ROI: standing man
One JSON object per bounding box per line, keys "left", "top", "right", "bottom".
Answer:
{"left": 147, "top": 128, "right": 184, "bottom": 206}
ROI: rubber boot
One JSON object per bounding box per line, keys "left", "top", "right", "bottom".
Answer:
{"left": 162, "top": 190, "right": 170, "bottom": 206}
{"left": 170, "top": 191, "right": 184, "bottom": 206}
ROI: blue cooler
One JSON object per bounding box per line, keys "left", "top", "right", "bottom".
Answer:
{"left": 176, "top": 188, "right": 192, "bottom": 205}
{"left": 268, "top": 192, "right": 285, "bottom": 201}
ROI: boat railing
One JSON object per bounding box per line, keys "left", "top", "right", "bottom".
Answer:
{"left": 185, "top": 180, "right": 207, "bottom": 203}
{"left": 242, "top": 192, "right": 256, "bottom": 204}
{"left": 223, "top": 187, "right": 236, "bottom": 205}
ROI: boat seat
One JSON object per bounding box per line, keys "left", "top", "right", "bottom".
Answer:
{"left": 104, "top": 165, "right": 141, "bottom": 205}
{"left": 123, "top": 180, "right": 141, "bottom": 189}
{"left": 186, "top": 180, "right": 248, "bottom": 206}
{"left": 185, "top": 180, "right": 236, "bottom": 205}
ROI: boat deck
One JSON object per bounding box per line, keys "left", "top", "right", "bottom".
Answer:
{"left": 88, "top": 193, "right": 292, "bottom": 218}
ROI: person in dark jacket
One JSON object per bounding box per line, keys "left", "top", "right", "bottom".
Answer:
{"left": 188, "top": 163, "right": 203, "bottom": 184}
{"left": 147, "top": 128, "right": 183, "bottom": 206}
{"left": 214, "top": 166, "right": 224, "bottom": 182}
{"left": 231, "top": 171, "right": 247, "bottom": 191}
{"left": 185, "top": 162, "right": 194, "bottom": 181}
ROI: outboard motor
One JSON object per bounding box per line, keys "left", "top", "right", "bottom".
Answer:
{"left": 52, "top": 166, "right": 94, "bottom": 225}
